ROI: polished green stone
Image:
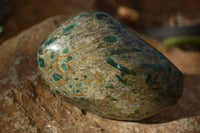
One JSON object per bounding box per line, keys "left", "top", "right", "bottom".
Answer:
{"left": 37, "top": 11, "right": 184, "bottom": 121}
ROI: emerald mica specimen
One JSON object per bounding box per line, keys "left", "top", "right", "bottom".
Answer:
{"left": 37, "top": 11, "right": 184, "bottom": 121}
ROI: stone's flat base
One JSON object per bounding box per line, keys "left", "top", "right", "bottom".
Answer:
{"left": 0, "top": 16, "right": 200, "bottom": 133}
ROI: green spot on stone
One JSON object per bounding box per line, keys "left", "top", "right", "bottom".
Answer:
{"left": 129, "top": 80, "right": 136, "bottom": 83}
{"left": 51, "top": 53, "right": 56, "bottom": 59}
{"left": 74, "top": 78, "right": 79, "bottom": 81}
{"left": 79, "top": 97, "right": 90, "bottom": 100}
{"left": 52, "top": 89, "right": 56, "bottom": 93}
{"left": 107, "top": 57, "right": 120, "bottom": 67}
{"left": 84, "top": 75, "right": 87, "bottom": 78}
{"left": 52, "top": 73, "right": 63, "bottom": 81}
{"left": 121, "top": 72, "right": 125, "bottom": 78}
{"left": 38, "top": 58, "right": 45, "bottom": 67}
{"left": 135, "top": 110, "right": 140, "bottom": 114}
{"left": 106, "top": 19, "right": 114, "bottom": 25}
{"left": 138, "top": 59, "right": 162, "bottom": 71}
{"left": 62, "top": 56, "right": 73, "bottom": 63}
{"left": 107, "top": 26, "right": 114, "bottom": 29}
{"left": 62, "top": 91, "right": 67, "bottom": 95}
{"left": 110, "top": 48, "right": 143, "bottom": 55}
{"left": 110, "top": 97, "right": 118, "bottom": 101}
{"left": 95, "top": 13, "right": 109, "bottom": 20}
{"left": 52, "top": 89, "right": 60, "bottom": 94}
{"left": 62, "top": 48, "right": 69, "bottom": 54}
{"left": 115, "top": 75, "right": 129, "bottom": 86}
{"left": 63, "top": 23, "right": 80, "bottom": 33}
{"left": 38, "top": 48, "right": 43, "bottom": 55}
{"left": 40, "top": 37, "right": 48, "bottom": 46}
{"left": 143, "top": 64, "right": 162, "bottom": 71}
{"left": 76, "top": 89, "right": 81, "bottom": 93}
{"left": 107, "top": 58, "right": 137, "bottom": 76}
{"left": 51, "top": 121, "right": 55, "bottom": 123}
{"left": 69, "top": 85, "right": 73, "bottom": 89}
{"left": 45, "top": 37, "right": 57, "bottom": 46}
{"left": 127, "top": 41, "right": 134, "bottom": 44}
{"left": 103, "top": 36, "right": 118, "bottom": 43}
{"left": 133, "top": 48, "right": 143, "bottom": 53}
{"left": 76, "top": 84, "right": 83, "bottom": 87}
{"left": 61, "top": 63, "right": 68, "bottom": 72}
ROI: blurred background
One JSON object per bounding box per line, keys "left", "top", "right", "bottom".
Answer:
{"left": 0, "top": 0, "right": 200, "bottom": 49}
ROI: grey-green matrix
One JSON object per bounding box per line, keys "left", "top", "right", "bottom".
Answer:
{"left": 37, "top": 11, "right": 184, "bottom": 121}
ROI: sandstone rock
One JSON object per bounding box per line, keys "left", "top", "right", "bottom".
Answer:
{"left": 0, "top": 16, "right": 200, "bottom": 133}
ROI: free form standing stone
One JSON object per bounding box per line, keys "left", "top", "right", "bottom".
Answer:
{"left": 37, "top": 12, "right": 183, "bottom": 121}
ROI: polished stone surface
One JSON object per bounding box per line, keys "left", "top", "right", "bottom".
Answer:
{"left": 37, "top": 12, "right": 184, "bottom": 121}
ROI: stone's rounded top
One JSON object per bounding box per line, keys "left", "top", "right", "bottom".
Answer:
{"left": 37, "top": 11, "right": 184, "bottom": 121}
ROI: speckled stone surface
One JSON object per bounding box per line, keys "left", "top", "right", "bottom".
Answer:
{"left": 37, "top": 12, "right": 184, "bottom": 121}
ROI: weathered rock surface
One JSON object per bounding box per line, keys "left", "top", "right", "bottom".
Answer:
{"left": 0, "top": 16, "right": 200, "bottom": 133}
